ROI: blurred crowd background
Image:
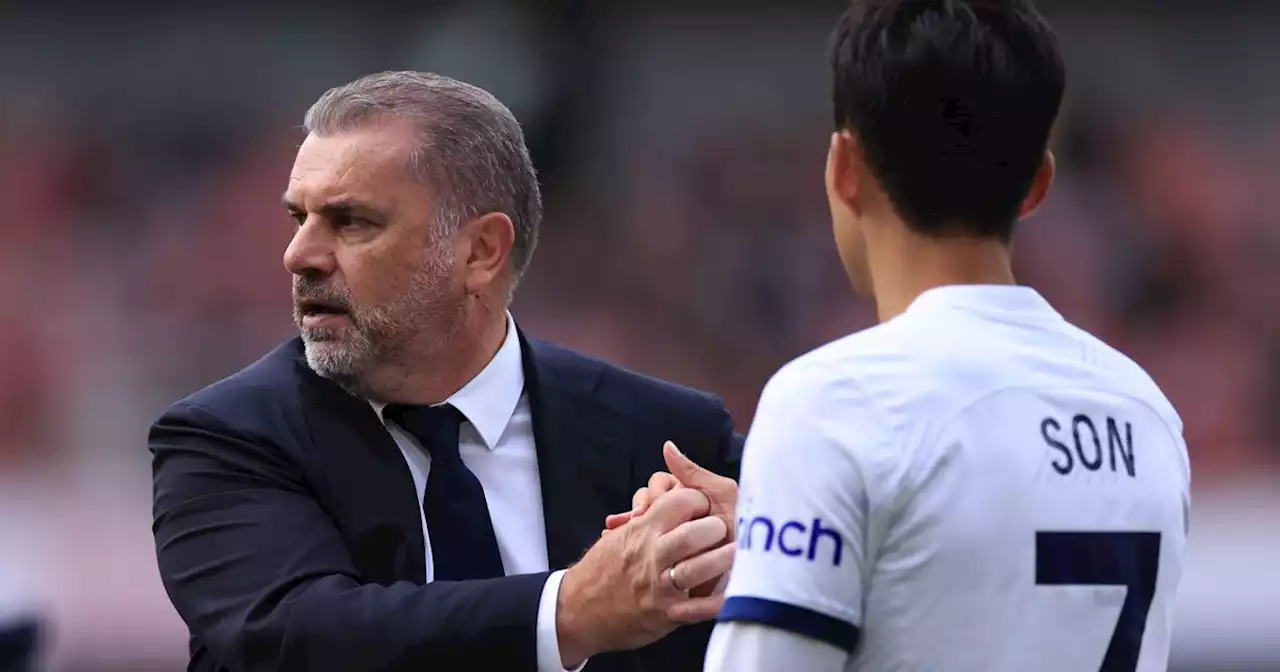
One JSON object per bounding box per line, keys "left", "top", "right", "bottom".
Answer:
{"left": 1, "top": 1, "right": 1277, "bottom": 670}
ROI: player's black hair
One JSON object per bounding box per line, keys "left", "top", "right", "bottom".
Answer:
{"left": 829, "top": 0, "right": 1065, "bottom": 242}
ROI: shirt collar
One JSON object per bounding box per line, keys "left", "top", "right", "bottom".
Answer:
{"left": 371, "top": 312, "right": 525, "bottom": 450}
{"left": 905, "top": 284, "right": 1061, "bottom": 320}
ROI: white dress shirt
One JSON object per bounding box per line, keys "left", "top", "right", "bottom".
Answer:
{"left": 371, "top": 314, "right": 583, "bottom": 672}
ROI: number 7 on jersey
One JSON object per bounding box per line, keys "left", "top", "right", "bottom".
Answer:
{"left": 1035, "top": 531, "right": 1162, "bottom": 672}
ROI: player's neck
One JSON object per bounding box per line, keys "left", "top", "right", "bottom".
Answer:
{"left": 869, "top": 233, "right": 1015, "bottom": 323}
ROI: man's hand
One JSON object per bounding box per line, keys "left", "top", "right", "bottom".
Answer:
{"left": 605, "top": 442, "right": 739, "bottom": 544}
{"left": 556, "top": 488, "right": 734, "bottom": 667}
{"left": 603, "top": 442, "right": 740, "bottom": 600}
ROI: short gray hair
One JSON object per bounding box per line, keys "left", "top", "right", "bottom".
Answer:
{"left": 304, "top": 70, "right": 542, "bottom": 276}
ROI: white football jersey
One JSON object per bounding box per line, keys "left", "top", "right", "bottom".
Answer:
{"left": 705, "top": 285, "right": 1190, "bottom": 672}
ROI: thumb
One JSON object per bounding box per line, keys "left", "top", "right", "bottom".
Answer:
{"left": 664, "top": 441, "right": 713, "bottom": 489}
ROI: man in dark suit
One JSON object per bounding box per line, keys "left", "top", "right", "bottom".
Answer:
{"left": 150, "top": 71, "right": 741, "bottom": 672}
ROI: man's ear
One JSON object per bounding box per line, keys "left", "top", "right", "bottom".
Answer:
{"left": 460, "top": 212, "right": 515, "bottom": 295}
{"left": 1018, "top": 149, "right": 1056, "bottom": 219}
{"left": 826, "top": 129, "right": 863, "bottom": 216}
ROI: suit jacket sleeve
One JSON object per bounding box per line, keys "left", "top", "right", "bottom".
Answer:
{"left": 719, "top": 415, "right": 745, "bottom": 481}
{"left": 701, "top": 397, "right": 743, "bottom": 481}
{"left": 151, "top": 401, "right": 549, "bottom": 672}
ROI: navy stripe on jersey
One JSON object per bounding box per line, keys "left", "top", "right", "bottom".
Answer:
{"left": 718, "top": 596, "right": 861, "bottom": 653}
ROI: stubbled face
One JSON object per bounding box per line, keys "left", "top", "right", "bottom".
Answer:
{"left": 282, "top": 123, "right": 467, "bottom": 391}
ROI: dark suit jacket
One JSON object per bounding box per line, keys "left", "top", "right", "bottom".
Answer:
{"left": 0, "top": 618, "right": 38, "bottom": 672}
{"left": 151, "top": 330, "right": 741, "bottom": 672}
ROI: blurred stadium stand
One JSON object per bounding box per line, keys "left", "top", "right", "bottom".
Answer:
{"left": 1, "top": 1, "right": 1276, "bottom": 669}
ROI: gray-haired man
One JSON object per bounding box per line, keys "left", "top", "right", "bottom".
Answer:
{"left": 150, "top": 71, "right": 742, "bottom": 672}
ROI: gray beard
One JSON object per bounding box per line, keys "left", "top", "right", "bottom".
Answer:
{"left": 302, "top": 335, "right": 373, "bottom": 396}
{"left": 296, "top": 246, "right": 463, "bottom": 399}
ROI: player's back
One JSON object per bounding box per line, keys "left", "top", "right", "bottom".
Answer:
{"left": 841, "top": 286, "right": 1189, "bottom": 671}
{"left": 712, "top": 285, "right": 1189, "bottom": 672}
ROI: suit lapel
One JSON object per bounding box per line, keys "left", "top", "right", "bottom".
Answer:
{"left": 293, "top": 343, "right": 427, "bottom": 584}
{"left": 520, "top": 332, "right": 633, "bottom": 571}
{"left": 289, "top": 333, "right": 632, "bottom": 581}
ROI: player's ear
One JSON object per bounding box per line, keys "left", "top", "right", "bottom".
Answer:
{"left": 826, "top": 130, "right": 862, "bottom": 215}
{"left": 1018, "top": 149, "right": 1056, "bottom": 220}
{"left": 459, "top": 211, "right": 515, "bottom": 295}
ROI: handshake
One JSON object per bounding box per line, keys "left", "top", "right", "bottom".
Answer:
{"left": 555, "top": 442, "right": 740, "bottom": 667}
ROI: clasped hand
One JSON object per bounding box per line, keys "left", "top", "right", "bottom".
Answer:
{"left": 555, "top": 442, "right": 740, "bottom": 667}
{"left": 606, "top": 441, "right": 739, "bottom": 548}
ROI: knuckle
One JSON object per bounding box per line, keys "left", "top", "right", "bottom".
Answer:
{"left": 664, "top": 529, "right": 689, "bottom": 557}
{"left": 680, "top": 557, "right": 707, "bottom": 585}
{"left": 680, "top": 487, "right": 709, "bottom": 508}
{"left": 629, "top": 560, "right": 650, "bottom": 596}
{"left": 633, "top": 577, "right": 648, "bottom": 601}
{"left": 676, "top": 537, "right": 698, "bottom": 562}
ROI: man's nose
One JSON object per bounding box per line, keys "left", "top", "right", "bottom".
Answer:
{"left": 283, "top": 218, "right": 337, "bottom": 277}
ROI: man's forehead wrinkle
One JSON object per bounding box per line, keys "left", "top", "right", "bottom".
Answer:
{"left": 283, "top": 127, "right": 424, "bottom": 219}
{"left": 334, "top": 159, "right": 363, "bottom": 189}
{"left": 287, "top": 190, "right": 396, "bottom": 215}
{"left": 286, "top": 167, "right": 392, "bottom": 211}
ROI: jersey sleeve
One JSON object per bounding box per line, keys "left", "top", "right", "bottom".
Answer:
{"left": 703, "top": 621, "right": 848, "bottom": 672}
{"left": 713, "top": 359, "right": 895, "bottom": 660}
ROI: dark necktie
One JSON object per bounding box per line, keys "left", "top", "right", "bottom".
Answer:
{"left": 384, "top": 403, "right": 505, "bottom": 581}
